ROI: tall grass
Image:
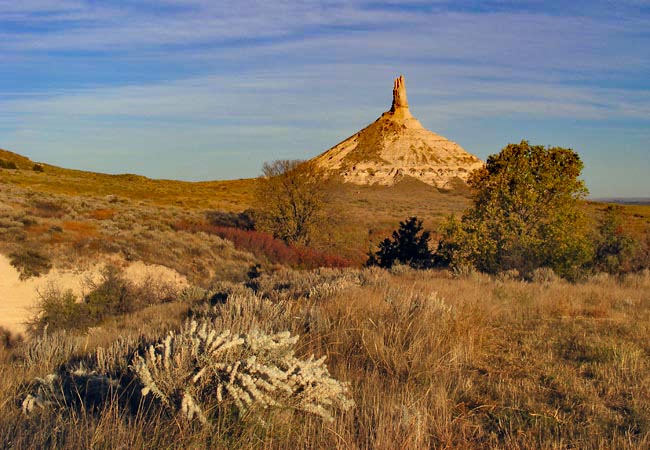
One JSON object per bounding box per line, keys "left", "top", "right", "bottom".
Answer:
{"left": 2, "top": 268, "right": 650, "bottom": 449}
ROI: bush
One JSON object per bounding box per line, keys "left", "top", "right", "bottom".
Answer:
{"left": 0, "top": 159, "right": 18, "bottom": 169}
{"left": 32, "top": 163, "right": 44, "bottom": 172}
{"left": 83, "top": 265, "right": 134, "bottom": 318}
{"left": 31, "top": 266, "right": 178, "bottom": 333}
{"left": 30, "top": 287, "right": 91, "bottom": 333}
{"left": 438, "top": 141, "right": 592, "bottom": 280}
{"left": 0, "top": 326, "right": 23, "bottom": 350}
{"left": 172, "top": 220, "right": 350, "bottom": 269}
{"left": 131, "top": 319, "right": 354, "bottom": 423}
{"left": 254, "top": 160, "right": 328, "bottom": 245}
{"left": 593, "top": 206, "right": 636, "bottom": 274}
{"left": 367, "top": 217, "right": 434, "bottom": 269}
{"left": 529, "top": 267, "right": 560, "bottom": 284}
{"left": 206, "top": 209, "right": 255, "bottom": 230}
{"left": 22, "top": 319, "right": 354, "bottom": 425}
{"left": 30, "top": 199, "right": 68, "bottom": 218}
{"left": 631, "top": 231, "right": 650, "bottom": 271}
{"left": 215, "top": 227, "right": 350, "bottom": 269}
{"left": 9, "top": 250, "right": 52, "bottom": 280}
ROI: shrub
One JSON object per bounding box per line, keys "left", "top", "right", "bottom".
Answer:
{"left": 593, "top": 205, "right": 636, "bottom": 274}
{"left": 631, "top": 230, "right": 650, "bottom": 271}
{"left": 23, "top": 328, "right": 81, "bottom": 371}
{"left": 9, "top": 249, "right": 52, "bottom": 280}
{"left": 206, "top": 209, "right": 255, "bottom": 230}
{"left": 30, "top": 199, "right": 68, "bottom": 218}
{"left": 32, "top": 163, "right": 44, "bottom": 172}
{"left": 213, "top": 226, "right": 350, "bottom": 269}
{"left": 0, "top": 159, "right": 18, "bottom": 169}
{"left": 367, "top": 217, "right": 434, "bottom": 269}
{"left": 30, "top": 266, "right": 179, "bottom": 333}
{"left": 83, "top": 265, "right": 135, "bottom": 318}
{"left": 496, "top": 268, "right": 521, "bottom": 282}
{"left": 132, "top": 319, "right": 354, "bottom": 423}
{"left": 87, "top": 208, "right": 116, "bottom": 220}
{"left": 0, "top": 326, "right": 23, "bottom": 350}
{"left": 529, "top": 267, "right": 560, "bottom": 284}
{"left": 172, "top": 220, "right": 350, "bottom": 269}
{"left": 22, "top": 319, "right": 354, "bottom": 425}
{"left": 30, "top": 287, "right": 90, "bottom": 333}
{"left": 438, "top": 141, "right": 592, "bottom": 280}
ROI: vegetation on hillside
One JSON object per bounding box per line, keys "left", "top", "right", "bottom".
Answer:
{"left": 1, "top": 143, "right": 650, "bottom": 448}
{"left": 362, "top": 142, "right": 650, "bottom": 281}
{"left": 29, "top": 265, "right": 180, "bottom": 334}
{"left": 9, "top": 249, "right": 53, "bottom": 280}
{"left": 254, "top": 160, "right": 329, "bottom": 246}
{"left": 593, "top": 205, "right": 638, "bottom": 274}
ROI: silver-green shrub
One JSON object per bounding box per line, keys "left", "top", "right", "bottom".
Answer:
{"left": 22, "top": 319, "right": 353, "bottom": 425}
{"left": 131, "top": 319, "right": 354, "bottom": 423}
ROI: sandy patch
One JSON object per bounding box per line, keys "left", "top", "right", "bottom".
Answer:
{"left": 0, "top": 255, "right": 188, "bottom": 336}
{"left": 123, "top": 261, "right": 189, "bottom": 290}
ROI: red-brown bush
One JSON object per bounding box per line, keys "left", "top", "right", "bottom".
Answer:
{"left": 172, "top": 220, "right": 350, "bottom": 269}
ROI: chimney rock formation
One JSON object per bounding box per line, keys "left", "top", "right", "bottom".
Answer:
{"left": 312, "top": 75, "right": 483, "bottom": 188}
{"left": 391, "top": 75, "right": 409, "bottom": 111}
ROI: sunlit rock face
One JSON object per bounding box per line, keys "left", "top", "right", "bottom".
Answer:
{"left": 312, "top": 75, "right": 483, "bottom": 189}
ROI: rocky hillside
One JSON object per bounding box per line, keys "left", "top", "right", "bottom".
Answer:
{"left": 312, "top": 75, "right": 483, "bottom": 189}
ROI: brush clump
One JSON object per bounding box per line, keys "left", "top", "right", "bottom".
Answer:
{"left": 21, "top": 318, "right": 353, "bottom": 425}
{"left": 132, "top": 319, "right": 353, "bottom": 423}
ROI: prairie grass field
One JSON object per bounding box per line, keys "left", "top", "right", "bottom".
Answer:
{"left": 2, "top": 267, "right": 650, "bottom": 449}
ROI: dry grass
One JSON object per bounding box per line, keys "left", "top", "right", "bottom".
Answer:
{"left": 2, "top": 147, "right": 649, "bottom": 265}
{"left": 2, "top": 146, "right": 650, "bottom": 448}
{"left": 0, "top": 182, "right": 257, "bottom": 284}
{"left": 0, "top": 148, "right": 255, "bottom": 210}
{"left": 2, "top": 268, "right": 649, "bottom": 449}
{"left": 0, "top": 149, "right": 473, "bottom": 264}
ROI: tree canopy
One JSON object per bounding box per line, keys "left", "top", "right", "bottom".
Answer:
{"left": 438, "top": 141, "right": 592, "bottom": 279}
{"left": 254, "top": 160, "right": 327, "bottom": 245}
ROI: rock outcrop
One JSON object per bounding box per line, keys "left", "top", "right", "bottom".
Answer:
{"left": 311, "top": 75, "right": 483, "bottom": 188}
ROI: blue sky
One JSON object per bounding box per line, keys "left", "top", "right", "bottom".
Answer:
{"left": 1, "top": 0, "right": 648, "bottom": 197}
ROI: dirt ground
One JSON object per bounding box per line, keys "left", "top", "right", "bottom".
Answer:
{"left": 0, "top": 254, "right": 188, "bottom": 335}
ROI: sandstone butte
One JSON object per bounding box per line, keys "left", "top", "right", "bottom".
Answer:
{"left": 311, "top": 75, "right": 484, "bottom": 188}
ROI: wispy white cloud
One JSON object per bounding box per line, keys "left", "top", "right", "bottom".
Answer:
{"left": 1, "top": 1, "right": 648, "bottom": 196}
{"left": 4, "top": 64, "right": 647, "bottom": 124}
{"left": 1, "top": 0, "right": 647, "bottom": 68}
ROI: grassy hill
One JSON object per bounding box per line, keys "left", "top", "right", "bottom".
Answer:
{"left": 2, "top": 264, "right": 650, "bottom": 449}
{"left": 0, "top": 148, "right": 255, "bottom": 210}
{"left": 1, "top": 147, "right": 650, "bottom": 449}
{"left": 1, "top": 147, "right": 649, "bottom": 266}
{"left": 0, "top": 148, "right": 476, "bottom": 265}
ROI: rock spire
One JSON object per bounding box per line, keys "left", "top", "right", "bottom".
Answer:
{"left": 390, "top": 75, "right": 409, "bottom": 111}
{"left": 311, "top": 75, "right": 484, "bottom": 188}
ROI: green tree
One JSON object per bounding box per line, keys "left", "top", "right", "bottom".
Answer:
{"left": 631, "top": 229, "right": 650, "bottom": 271}
{"left": 593, "top": 205, "right": 636, "bottom": 274}
{"left": 368, "top": 217, "right": 434, "bottom": 269}
{"left": 254, "top": 160, "right": 327, "bottom": 245}
{"left": 438, "top": 141, "right": 592, "bottom": 280}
